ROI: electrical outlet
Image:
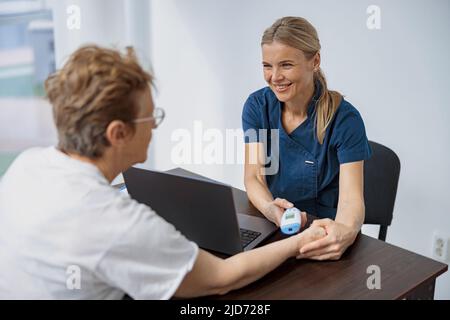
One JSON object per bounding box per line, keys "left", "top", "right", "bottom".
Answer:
{"left": 432, "top": 232, "right": 448, "bottom": 262}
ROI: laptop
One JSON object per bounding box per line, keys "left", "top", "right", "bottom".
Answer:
{"left": 122, "top": 167, "right": 277, "bottom": 255}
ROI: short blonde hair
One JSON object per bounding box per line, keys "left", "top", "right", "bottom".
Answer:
{"left": 45, "top": 45, "right": 153, "bottom": 158}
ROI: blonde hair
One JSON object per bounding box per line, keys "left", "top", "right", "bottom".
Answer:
{"left": 262, "top": 16, "right": 342, "bottom": 144}
{"left": 45, "top": 45, "right": 153, "bottom": 158}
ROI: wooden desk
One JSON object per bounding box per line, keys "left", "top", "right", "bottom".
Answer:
{"left": 165, "top": 168, "right": 448, "bottom": 300}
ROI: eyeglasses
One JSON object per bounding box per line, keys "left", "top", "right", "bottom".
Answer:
{"left": 132, "top": 107, "right": 165, "bottom": 128}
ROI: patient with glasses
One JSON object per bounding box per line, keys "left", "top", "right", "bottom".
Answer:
{"left": 0, "top": 45, "right": 326, "bottom": 299}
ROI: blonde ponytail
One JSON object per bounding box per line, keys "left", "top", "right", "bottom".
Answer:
{"left": 314, "top": 68, "right": 342, "bottom": 143}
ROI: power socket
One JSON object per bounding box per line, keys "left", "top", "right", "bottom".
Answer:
{"left": 432, "top": 232, "right": 449, "bottom": 262}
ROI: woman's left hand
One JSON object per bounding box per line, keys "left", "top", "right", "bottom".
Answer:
{"left": 298, "top": 218, "right": 359, "bottom": 261}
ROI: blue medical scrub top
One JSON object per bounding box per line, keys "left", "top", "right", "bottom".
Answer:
{"left": 242, "top": 83, "right": 372, "bottom": 219}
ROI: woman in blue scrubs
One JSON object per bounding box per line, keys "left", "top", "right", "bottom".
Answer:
{"left": 243, "top": 17, "right": 372, "bottom": 260}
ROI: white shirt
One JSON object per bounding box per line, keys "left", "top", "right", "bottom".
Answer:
{"left": 0, "top": 147, "right": 198, "bottom": 299}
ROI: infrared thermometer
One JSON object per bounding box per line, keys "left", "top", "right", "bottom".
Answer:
{"left": 280, "top": 207, "right": 302, "bottom": 235}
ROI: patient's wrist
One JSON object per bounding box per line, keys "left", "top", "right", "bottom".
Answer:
{"left": 260, "top": 201, "right": 273, "bottom": 219}
{"left": 285, "top": 236, "right": 300, "bottom": 257}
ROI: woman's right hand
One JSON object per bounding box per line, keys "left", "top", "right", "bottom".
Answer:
{"left": 263, "top": 198, "right": 306, "bottom": 227}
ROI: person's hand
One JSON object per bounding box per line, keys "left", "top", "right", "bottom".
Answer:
{"left": 298, "top": 218, "right": 359, "bottom": 261}
{"left": 262, "top": 198, "right": 307, "bottom": 227}
{"left": 293, "top": 225, "right": 327, "bottom": 259}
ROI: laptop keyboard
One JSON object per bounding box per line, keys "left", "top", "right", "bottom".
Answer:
{"left": 240, "top": 228, "right": 261, "bottom": 248}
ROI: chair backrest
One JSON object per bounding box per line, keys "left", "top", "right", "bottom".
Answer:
{"left": 363, "top": 141, "right": 401, "bottom": 240}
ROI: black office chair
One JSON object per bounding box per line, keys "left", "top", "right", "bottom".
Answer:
{"left": 363, "top": 141, "right": 401, "bottom": 241}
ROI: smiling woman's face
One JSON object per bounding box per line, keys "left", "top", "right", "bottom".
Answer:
{"left": 262, "top": 41, "right": 318, "bottom": 104}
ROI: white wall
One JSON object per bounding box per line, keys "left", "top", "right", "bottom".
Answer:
{"left": 49, "top": 0, "right": 154, "bottom": 173}
{"left": 52, "top": 0, "right": 126, "bottom": 67}
{"left": 51, "top": 0, "right": 152, "bottom": 66}
{"left": 150, "top": 0, "right": 450, "bottom": 298}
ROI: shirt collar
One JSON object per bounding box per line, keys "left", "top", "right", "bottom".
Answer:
{"left": 49, "top": 146, "right": 109, "bottom": 184}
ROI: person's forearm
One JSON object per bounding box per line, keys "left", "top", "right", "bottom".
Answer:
{"left": 335, "top": 199, "right": 365, "bottom": 232}
{"left": 175, "top": 228, "right": 325, "bottom": 298}
{"left": 244, "top": 175, "right": 274, "bottom": 218}
{"left": 216, "top": 236, "right": 299, "bottom": 294}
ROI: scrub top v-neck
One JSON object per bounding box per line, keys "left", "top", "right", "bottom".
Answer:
{"left": 242, "top": 83, "right": 372, "bottom": 219}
